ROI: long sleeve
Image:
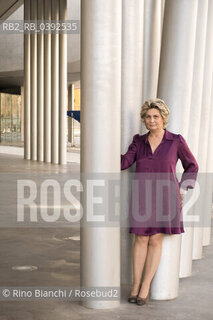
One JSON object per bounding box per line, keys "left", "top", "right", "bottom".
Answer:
{"left": 121, "top": 134, "right": 138, "bottom": 170}
{"left": 177, "top": 134, "right": 199, "bottom": 190}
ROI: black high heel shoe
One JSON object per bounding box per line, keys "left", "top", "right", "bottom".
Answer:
{"left": 128, "top": 294, "right": 138, "bottom": 303}
{"left": 136, "top": 293, "right": 149, "bottom": 306}
{"left": 128, "top": 283, "right": 142, "bottom": 303}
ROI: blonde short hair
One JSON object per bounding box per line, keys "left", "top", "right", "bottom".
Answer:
{"left": 140, "top": 98, "right": 170, "bottom": 128}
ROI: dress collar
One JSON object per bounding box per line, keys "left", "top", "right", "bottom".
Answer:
{"left": 143, "top": 129, "right": 174, "bottom": 144}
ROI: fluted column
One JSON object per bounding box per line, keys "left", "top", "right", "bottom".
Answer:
{"left": 121, "top": 0, "right": 144, "bottom": 287}
{"left": 179, "top": 0, "right": 208, "bottom": 278}
{"left": 24, "top": 0, "right": 67, "bottom": 164}
{"left": 202, "top": 70, "right": 213, "bottom": 246}
{"left": 143, "top": 0, "right": 164, "bottom": 102}
{"left": 59, "top": 0, "right": 67, "bottom": 165}
{"left": 161, "top": 0, "right": 165, "bottom": 17}
{"left": 24, "top": 0, "right": 31, "bottom": 159}
{"left": 80, "top": 0, "right": 122, "bottom": 309}
{"left": 37, "top": 0, "right": 44, "bottom": 162}
{"left": 68, "top": 84, "right": 74, "bottom": 144}
{"left": 153, "top": 0, "right": 198, "bottom": 299}
{"left": 51, "top": 0, "right": 59, "bottom": 164}
{"left": 44, "top": 0, "right": 51, "bottom": 163}
{"left": 192, "top": 0, "right": 213, "bottom": 260}
{"left": 21, "top": 87, "right": 24, "bottom": 142}
{"left": 30, "top": 0, "right": 37, "bottom": 160}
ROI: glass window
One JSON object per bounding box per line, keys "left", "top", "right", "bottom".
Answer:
{"left": 0, "top": 93, "right": 22, "bottom": 143}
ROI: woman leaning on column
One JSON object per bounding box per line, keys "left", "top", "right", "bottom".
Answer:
{"left": 121, "top": 98, "right": 199, "bottom": 306}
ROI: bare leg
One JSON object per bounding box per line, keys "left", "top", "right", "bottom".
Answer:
{"left": 130, "top": 234, "right": 149, "bottom": 296}
{"left": 138, "top": 233, "right": 164, "bottom": 298}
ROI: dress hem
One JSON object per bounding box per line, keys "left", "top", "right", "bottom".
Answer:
{"left": 129, "top": 229, "right": 185, "bottom": 236}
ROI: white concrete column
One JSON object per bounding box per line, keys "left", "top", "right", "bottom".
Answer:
{"left": 68, "top": 84, "right": 74, "bottom": 144}
{"left": 151, "top": 235, "right": 181, "bottom": 300}
{"left": 59, "top": 0, "right": 67, "bottom": 165}
{"left": 24, "top": 0, "right": 31, "bottom": 159}
{"left": 30, "top": 0, "right": 37, "bottom": 160}
{"left": 202, "top": 71, "right": 213, "bottom": 246}
{"left": 193, "top": 0, "right": 213, "bottom": 260}
{"left": 80, "top": 0, "right": 122, "bottom": 309}
{"left": 21, "top": 86, "right": 24, "bottom": 142}
{"left": 121, "top": 0, "right": 144, "bottom": 287}
{"left": 44, "top": 0, "right": 52, "bottom": 162}
{"left": 44, "top": 0, "right": 51, "bottom": 163}
{"left": 143, "top": 0, "right": 164, "bottom": 102}
{"left": 51, "top": 0, "right": 59, "bottom": 164}
{"left": 154, "top": 0, "right": 198, "bottom": 299}
{"left": 179, "top": 0, "right": 208, "bottom": 278}
{"left": 158, "top": 0, "right": 198, "bottom": 137}
{"left": 37, "top": 0, "right": 44, "bottom": 162}
{"left": 161, "top": 0, "right": 165, "bottom": 18}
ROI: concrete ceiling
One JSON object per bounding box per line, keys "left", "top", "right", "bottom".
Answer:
{"left": 0, "top": 0, "right": 23, "bottom": 21}
{"left": 0, "top": 60, "right": 80, "bottom": 90}
{"left": 0, "top": 70, "right": 23, "bottom": 89}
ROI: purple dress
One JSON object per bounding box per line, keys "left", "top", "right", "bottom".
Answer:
{"left": 121, "top": 129, "right": 199, "bottom": 236}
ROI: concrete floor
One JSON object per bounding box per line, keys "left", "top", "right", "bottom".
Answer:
{"left": 0, "top": 143, "right": 80, "bottom": 163}
{"left": 0, "top": 153, "right": 212, "bottom": 320}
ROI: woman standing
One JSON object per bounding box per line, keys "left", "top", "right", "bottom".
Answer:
{"left": 121, "top": 98, "right": 199, "bottom": 306}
